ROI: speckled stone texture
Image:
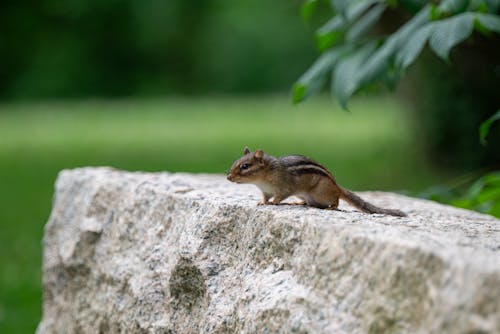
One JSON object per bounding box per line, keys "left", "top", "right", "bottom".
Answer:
{"left": 37, "top": 167, "right": 500, "bottom": 334}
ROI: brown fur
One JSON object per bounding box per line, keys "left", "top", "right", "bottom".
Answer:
{"left": 227, "top": 147, "right": 406, "bottom": 217}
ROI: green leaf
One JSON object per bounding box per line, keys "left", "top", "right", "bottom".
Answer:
{"left": 316, "top": 16, "right": 345, "bottom": 38}
{"left": 449, "top": 198, "right": 475, "bottom": 209}
{"left": 483, "top": 172, "right": 500, "bottom": 186}
{"left": 357, "top": 4, "right": 432, "bottom": 86}
{"left": 345, "top": 0, "right": 382, "bottom": 19}
{"left": 490, "top": 201, "right": 500, "bottom": 217}
{"left": 468, "top": 0, "right": 489, "bottom": 12}
{"left": 292, "top": 84, "right": 308, "bottom": 104}
{"left": 316, "top": 1, "right": 381, "bottom": 50}
{"left": 332, "top": 42, "right": 378, "bottom": 109}
{"left": 474, "top": 16, "right": 493, "bottom": 35}
{"left": 316, "top": 17, "right": 346, "bottom": 50}
{"left": 476, "top": 13, "right": 500, "bottom": 33}
{"left": 316, "top": 31, "right": 345, "bottom": 51}
{"left": 346, "top": 3, "right": 387, "bottom": 41}
{"left": 430, "top": 4, "right": 441, "bottom": 20}
{"left": 331, "top": 0, "right": 379, "bottom": 17}
{"left": 317, "top": 3, "right": 431, "bottom": 106}
{"left": 395, "top": 23, "right": 435, "bottom": 69}
{"left": 301, "top": 0, "right": 318, "bottom": 22}
{"left": 465, "top": 178, "right": 486, "bottom": 199}
{"left": 330, "top": 0, "right": 350, "bottom": 15}
{"left": 476, "top": 187, "right": 500, "bottom": 203}
{"left": 429, "top": 12, "right": 475, "bottom": 61}
{"left": 293, "top": 47, "right": 351, "bottom": 104}
{"left": 436, "top": 0, "right": 469, "bottom": 15}
{"left": 421, "top": 171, "right": 500, "bottom": 217}
{"left": 480, "top": 110, "right": 500, "bottom": 145}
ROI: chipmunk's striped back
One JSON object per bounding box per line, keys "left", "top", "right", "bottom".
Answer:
{"left": 228, "top": 147, "right": 406, "bottom": 217}
{"left": 275, "top": 155, "right": 335, "bottom": 180}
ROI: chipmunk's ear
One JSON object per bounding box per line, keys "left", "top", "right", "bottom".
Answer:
{"left": 243, "top": 146, "right": 251, "bottom": 155}
{"left": 254, "top": 149, "right": 264, "bottom": 160}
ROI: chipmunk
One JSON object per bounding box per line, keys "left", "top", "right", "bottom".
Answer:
{"left": 227, "top": 147, "right": 406, "bottom": 217}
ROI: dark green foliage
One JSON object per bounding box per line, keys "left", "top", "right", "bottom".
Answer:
{"left": 406, "top": 37, "right": 500, "bottom": 169}
{"left": 452, "top": 171, "right": 500, "bottom": 216}
{"left": 480, "top": 110, "right": 500, "bottom": 145}
{"left": 421, "top": 171, "right": 500, "bottom": 217}
{"left": 295, "top": 0, "right": 500, "bottom": 216}
{"left": 293, "top": 0, "right": 500, "bottom": 108}
{"left": 0, "top": 0, "right": 316, "bottom": 99}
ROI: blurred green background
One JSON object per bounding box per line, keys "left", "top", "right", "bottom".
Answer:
{"left": 0, "top": 0, "right": 498, "bottom": 333}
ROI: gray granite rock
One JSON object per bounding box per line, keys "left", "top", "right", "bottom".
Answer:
{"left": 37, "top": 167, "right": 500, "bottom": 334}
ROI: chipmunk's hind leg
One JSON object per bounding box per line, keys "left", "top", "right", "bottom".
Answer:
{"left": 325, "top": 197, "right": 339, "bottom": 210}
{"left": 301, "top": 195, "right": 338, "bottom": 209}
{"left": 270, "top": 193, "right": 289, "bottom": 205}
{"left": 307, "top": 181, "right": 341, "bottom": 209}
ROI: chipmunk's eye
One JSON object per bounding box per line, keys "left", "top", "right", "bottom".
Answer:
{"left": 240, "top": 163, "right": 251, "bottom": 170}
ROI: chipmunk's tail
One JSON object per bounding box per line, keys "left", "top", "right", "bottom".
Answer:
{"left": 339, "top": 187, "right": 406, "bottom": 217}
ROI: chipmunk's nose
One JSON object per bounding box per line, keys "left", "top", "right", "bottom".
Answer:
{"left": 227, "top": 174, "right": 234, "bottom": 181}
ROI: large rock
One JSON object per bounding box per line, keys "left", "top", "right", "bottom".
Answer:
{"left": 37, "top": 167, "right": 500, "bottom": 334}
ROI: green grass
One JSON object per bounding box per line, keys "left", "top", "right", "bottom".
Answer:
{"left": 0, "top": 95, "right": 443, "bottom": 333}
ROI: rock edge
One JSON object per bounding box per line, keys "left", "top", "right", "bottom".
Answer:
{"left": 37, "top": 167, "right": 500, "bottom": 334}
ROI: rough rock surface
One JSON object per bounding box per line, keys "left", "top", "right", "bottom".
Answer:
{"left": 37, "top": 167, "right": 500, "bottom": 334}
